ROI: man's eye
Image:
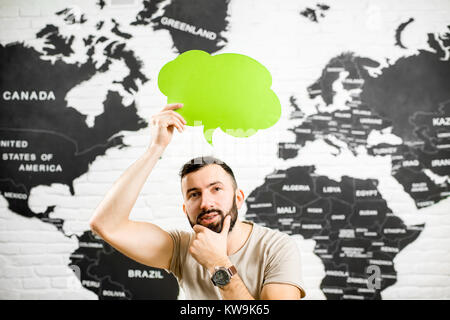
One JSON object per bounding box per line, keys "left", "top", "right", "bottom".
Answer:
{"left": 214, "top": 187, "right": 221, "bottom": 191}
{"left": 190, "top": 192, "right": 199, "bottom": 198}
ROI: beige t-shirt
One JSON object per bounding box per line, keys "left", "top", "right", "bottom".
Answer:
{"left": 166, "top": 220, "right": 306, "bottom": 300}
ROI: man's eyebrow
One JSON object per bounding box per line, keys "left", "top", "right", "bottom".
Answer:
{"left": 186, "top": 181, "right": 223, "bottom": 195}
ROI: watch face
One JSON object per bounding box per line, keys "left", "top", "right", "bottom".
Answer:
{"left": 212, "top": 269, "right": 230, "bottom": 286}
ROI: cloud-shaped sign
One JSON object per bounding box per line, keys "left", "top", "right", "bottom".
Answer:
{"left": 157, "top": 50, "right": 281, "bottom": 145}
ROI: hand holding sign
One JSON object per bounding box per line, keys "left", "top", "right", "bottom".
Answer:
{"left": 157, "top": 50, "right": 281, "bottom": 145}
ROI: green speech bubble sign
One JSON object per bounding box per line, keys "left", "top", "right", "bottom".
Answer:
{"left": 157, "top": 50, "right": 281, "bottom": 145}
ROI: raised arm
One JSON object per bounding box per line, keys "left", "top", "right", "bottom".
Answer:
{"left": 89, "top": 103, "right": 186, "bottom": 270}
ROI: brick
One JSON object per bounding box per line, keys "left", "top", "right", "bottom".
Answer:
{"left": 0, "top": 290, "right": 21, "bottom": 299}
{"left": 0, "top": 243, "right": 23, "bottom": 255}
{"left": 0, "top": 257, "right": 6, "bottom": 277}
{"left": 51, "top": 276, "right": 72, "bottom": 289}
{"left": 1, "top": 266, "right": 34, "bottom": 278}
{"left": 0, "top": 17, "right": 30, "bottom": 29}
{"left": 45, "top": 243, "right": 77, "bottom": 254}
{"left": 60, "top": 220, "right": 90, "bottom": 234}
{"left": 0, "top": 6, "right": 19, "bottom": 17}
{"left": 38, "top": 1, "right": 67, "bottom": 16}
{"left": 23, "top": 278, "right": 50, "bottom": 289}
{"left": 86, "top": 171, "right": 123, "bottom": 183}
{"left": 0, "top": 28, "right": 42, "bottom": 43}
{"left": 34, "top": 266, "right": 73, "bottom": 277}
{"left": 0, "top": 231, "right": 65, "bottom": 243}
{"left": 72, "top": 182, "right": 112, "bottom": 195}
{"left": 0, "top": 279, "right": 22, "bottom": 290}
{"left": 9, "top": 255, "right": 63, "bottom": 266}
{"left": 19, "top": 6, "right": 40, "bottom": 17}
{"left": 30, "top": 16, "right": 59, "bottom": 29}
{"left": 388, "top": 287, "right": 450, "bottom": 300}
{"left": 18, "top": 244, "right": 50, "bottom": 255}
{"left": 2, "top": 219, "right": 55, "bottom": 232}
{"left": 57, "top": 195, "right": 103, "bottom": 209}
{"left": 49, "top": 208, "right": 84, "bottom": 220}
{"left": 20, "top": 291, "right": 62, "bottom": 299}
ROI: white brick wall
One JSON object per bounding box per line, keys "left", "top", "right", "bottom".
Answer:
{"left": 0, "top": 0, "right": 449, "bottom": 300}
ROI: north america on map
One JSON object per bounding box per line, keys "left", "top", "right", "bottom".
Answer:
{"left": 0, "top": 4, "right": 183, "bottom": 299}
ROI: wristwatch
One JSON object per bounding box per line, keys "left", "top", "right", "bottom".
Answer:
{"left": 211, "top": 265, "right": 237, "bottom": 288}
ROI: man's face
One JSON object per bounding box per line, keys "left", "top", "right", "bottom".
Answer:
{"left": 181, "top": 164, "right": 240, "bottom": 233}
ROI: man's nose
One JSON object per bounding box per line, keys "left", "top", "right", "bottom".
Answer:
{"left": 200, "top": 192, "right": 215, "bottom": 210}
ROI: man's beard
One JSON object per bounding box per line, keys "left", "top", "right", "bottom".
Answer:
{"left": 187, "top": 197, "right": 238, "bottom": 233}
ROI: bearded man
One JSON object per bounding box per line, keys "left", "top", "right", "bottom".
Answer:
{"left": 89, "top": 103, "right": 306, "bottom": 300}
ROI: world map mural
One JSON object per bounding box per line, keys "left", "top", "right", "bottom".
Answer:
{"left": 0, "top": 0, "right": 448, "bottom": 299}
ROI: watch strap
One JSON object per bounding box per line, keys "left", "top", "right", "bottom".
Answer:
{"left": 227, "top": 265, "right": 237, "bottom": 277}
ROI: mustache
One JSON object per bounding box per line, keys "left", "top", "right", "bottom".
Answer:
{"left": 197, "top": 208, "right": 224, "bottom": 221}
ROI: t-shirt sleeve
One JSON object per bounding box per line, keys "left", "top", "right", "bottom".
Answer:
{"left": 165, "top": 229, "right": 191, "bottom": 281}
{"left": 263, "top": 234, "right": 306, "bottom": 298}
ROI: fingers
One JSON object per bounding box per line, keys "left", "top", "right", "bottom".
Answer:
{"left": 152, "top": 110, "right": 185, "bottom": 133}
{"left": 193, "top": 224, "right": 207, "bottom": 233}
{"left": 161, "top": 103, "right": 183, "bottom": 112}
{"left": 167, "top": 118, "right": 184, "bottom": 133}
{"left": 167, "top": 110, "right": 187, "bottom": 125}
{"left": 221, "top": 215, "right": 231, "bottom": 235}
{"left": 158, "top": 105, "right": 187, "bottom": 130}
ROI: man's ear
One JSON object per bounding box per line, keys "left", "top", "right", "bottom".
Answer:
{"left": 236, "top": 188, "right": 245, "bottom": 209}
{"left": 182, "top": 203, "right": 187, "bottom": 216}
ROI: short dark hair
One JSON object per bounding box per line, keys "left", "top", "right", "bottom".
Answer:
{"left": 179, "top": 156, "right": 237, "bottom": 190}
